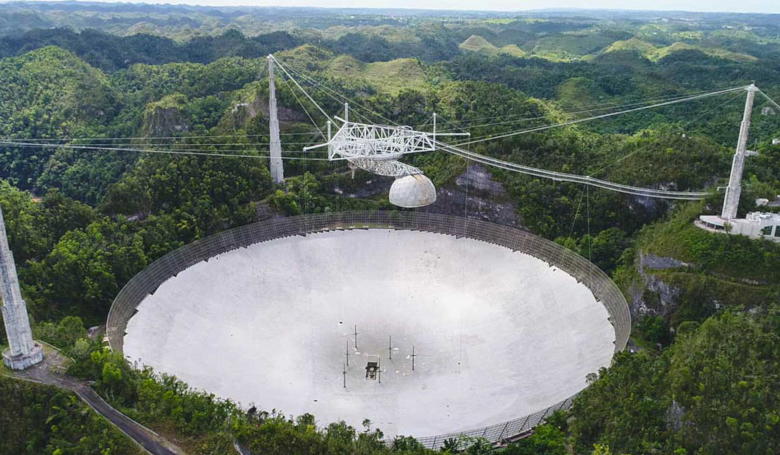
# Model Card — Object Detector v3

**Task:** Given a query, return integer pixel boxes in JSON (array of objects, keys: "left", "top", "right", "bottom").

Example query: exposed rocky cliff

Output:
[
  {"left": 627, "top": 247, "right": 778, "bottom": 333},
  {"left": 330, "top": 164, "right": 522, "bottom": 228},
  {"left": 143, "top": 94, "right": 189, "bottom": 137},
  {"left": 226, "top": 86, "right": 306, "bottom": 130},
  {"left": 421, "top": 164, "right": 522, "bottom": 228},
  {"left": 629, "top": 251, "right": 689, "bottom": 320}
]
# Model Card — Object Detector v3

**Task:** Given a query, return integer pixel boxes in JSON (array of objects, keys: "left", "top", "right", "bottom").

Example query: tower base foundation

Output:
[{"left": 3, "top": 343, "right": 43, "bottom": 370}]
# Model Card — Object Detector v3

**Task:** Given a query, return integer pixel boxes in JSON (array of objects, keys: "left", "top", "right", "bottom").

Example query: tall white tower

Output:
[
  {"left": 721, "top": 84, "right": 757, "bottom": 220},
  {"left": 1, "top": 204, "right": 43, "bottom": 370},
  {"left": 268, "top": 55, "right": 284, "bottom": 184}
]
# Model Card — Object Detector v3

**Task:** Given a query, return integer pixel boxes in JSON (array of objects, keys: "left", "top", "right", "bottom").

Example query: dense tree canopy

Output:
[
  {"left": 0, "top": 376, "right": 142, "bottom": 455},
  {"left": 570, "top": 311, "right": 780, "bottom": 455}
]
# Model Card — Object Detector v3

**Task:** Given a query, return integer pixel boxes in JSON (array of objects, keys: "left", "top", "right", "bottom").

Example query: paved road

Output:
[
  {"left": 6, "top": 348, "right": 181, "bottom": 455},
  {"left": 63, "top": 378, "right": 178, "bottom": 455}
]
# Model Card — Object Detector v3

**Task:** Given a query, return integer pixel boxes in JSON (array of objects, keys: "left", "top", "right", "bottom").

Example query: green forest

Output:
[{"left": 0, "top": 3, "right": 779, "bottom": 455}]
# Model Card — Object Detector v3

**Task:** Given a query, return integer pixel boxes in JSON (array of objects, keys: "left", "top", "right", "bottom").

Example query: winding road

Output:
[{"left": 4, "top": 347, "right": 182, "bottom": 455}]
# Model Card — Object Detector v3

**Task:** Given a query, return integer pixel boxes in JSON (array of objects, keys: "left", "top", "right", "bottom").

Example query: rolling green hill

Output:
[
  {"left": 603, "top": 38, "right": 758, "bottom": 63},
  {"left": 326, "top": 55, "right": 429, "bottom": 94},
  {"left": 556, "top": 76, "right": 607, "bottom": 107},
  {"left": 0, "top": 46, "right": 116, "bottom": 137},
  {"left": 321, "top": 24, "right": 420, "bottom": 43},
  {"left": 0, "top": 46, "right": 117, "bottom": 187},
  {"left": 275, "top": 44, "right": 430, "bottom": 95},
  {"left": 603, "top": 37, "right": 658, "bottom": 55},
  {"left": 524, "top": 33, "right": 622, "bottom": 60},
  {"left": 458, "top": 35, "right": 527, "bottom": 58},
  {"left": 458, "top": 34, "right": 497, "bottom": 54}
]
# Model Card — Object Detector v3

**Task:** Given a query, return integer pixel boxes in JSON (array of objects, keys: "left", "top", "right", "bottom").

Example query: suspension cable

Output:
[
  {"left": 437, "top": 141, "right": 709, "bottom": 200},
  {"left": 269, "top": 55, "right": 334, "bottom": 124},
  {"left": 0, "top": 141, "right": 333, "bottom": 160},
  {"left": 436, "top": 87, "right": 745, "bottom": 130},
  {"left": 277, "top": 59, "right": 399, "bottom": 126},
  {"left": 757, "top": 88, "right": 780, "bottom": 112},
  {"left": 276, "top": 67, "right": 327, "bottom": 139},
  {"left": 0, "top": 132, "right": 321, "bottom": 142},
  {"left": 451, "top": 86, "right": 748, "bottom": 147},
  {"left": 434, "top": 92, "right": 715, "bottom": 133},
  {"left": 587, "top": 91, "right": 744, "bottom": 179}
]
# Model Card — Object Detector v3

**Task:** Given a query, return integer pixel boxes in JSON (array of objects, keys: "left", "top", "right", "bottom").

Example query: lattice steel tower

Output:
[{"left": 1, "top": 204, "right": 43, "bottom": 370}]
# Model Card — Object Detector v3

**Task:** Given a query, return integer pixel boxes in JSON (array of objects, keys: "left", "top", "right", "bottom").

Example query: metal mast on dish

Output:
[
  {"left": 304, "top": 105, "right": 468, "bottom": 208},
  {"left": 0, "top": 204, "right": 43, "bottom": 370}
]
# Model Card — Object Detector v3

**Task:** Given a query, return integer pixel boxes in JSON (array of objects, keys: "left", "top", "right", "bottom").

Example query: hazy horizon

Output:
[{"left": 7, "top": 0, "right": 780, "bottom": 15}]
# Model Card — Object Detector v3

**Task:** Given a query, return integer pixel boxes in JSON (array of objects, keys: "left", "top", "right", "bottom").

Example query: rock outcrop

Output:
[
  {"left": 143, "top": 94, "right": 190, "bottom": 137},
  {"left": 629, "top": 251, "right": 689, "bottom": 320}
]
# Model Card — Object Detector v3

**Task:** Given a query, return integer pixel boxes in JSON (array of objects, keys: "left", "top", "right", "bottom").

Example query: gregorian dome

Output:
[{"left": 389, "top": 174, "right": 437, "bottom": 208}]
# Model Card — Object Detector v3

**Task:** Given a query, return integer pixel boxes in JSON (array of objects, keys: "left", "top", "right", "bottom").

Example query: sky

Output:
[{"left": 23, "top": 0, "right": 780, "bottom": 14}]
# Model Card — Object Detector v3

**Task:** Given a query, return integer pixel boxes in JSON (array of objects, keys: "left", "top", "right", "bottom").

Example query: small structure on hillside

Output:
[
  {"left": 0, "top": 205, "right": 43, "bottom": 370},
  {"left": 697, "top": 212, "right": 780, "bottom": 242}
]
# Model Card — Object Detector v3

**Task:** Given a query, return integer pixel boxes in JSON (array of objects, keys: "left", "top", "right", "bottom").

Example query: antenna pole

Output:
[
  {"left": 388, "top": 335, "right": 392, "bottom": 360},
  {"left": 412, "top": 345, "right": 416, "bottom": 371},
  {"left": 345, "top": 341, "right": 349, "bottom": 367},
  {"left": 354, "top": 325, "right": 358, "bottom": 350},
  {"left": 722, "top": 84, "right": 757, "bottom": 220},
  {"left": 343, "top": 363, "right": 347, "bottom": 388},
  {"left": 378, "top": 358, "right": 381, "bottom": 384}
]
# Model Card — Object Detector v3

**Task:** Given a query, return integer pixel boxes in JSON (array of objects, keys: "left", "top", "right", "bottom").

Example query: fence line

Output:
[{"left": 106, "top": 211, "right": 630, "bottom": 449}]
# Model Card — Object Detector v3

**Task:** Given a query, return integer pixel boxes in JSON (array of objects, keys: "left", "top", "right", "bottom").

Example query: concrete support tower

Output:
[
  {"left": 721, "top": 84, "right": 757, "bottom": 220},
  {"left": 0, "top": 204, "right": 43, "bottom": 370},
  {"left": 268, "top": 55, "right": 284, "bottom": 184}
]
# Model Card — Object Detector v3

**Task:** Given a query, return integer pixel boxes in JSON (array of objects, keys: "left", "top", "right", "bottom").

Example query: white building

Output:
[{"left": 698, "top": 212, "right": 780, "bottom": 242}]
